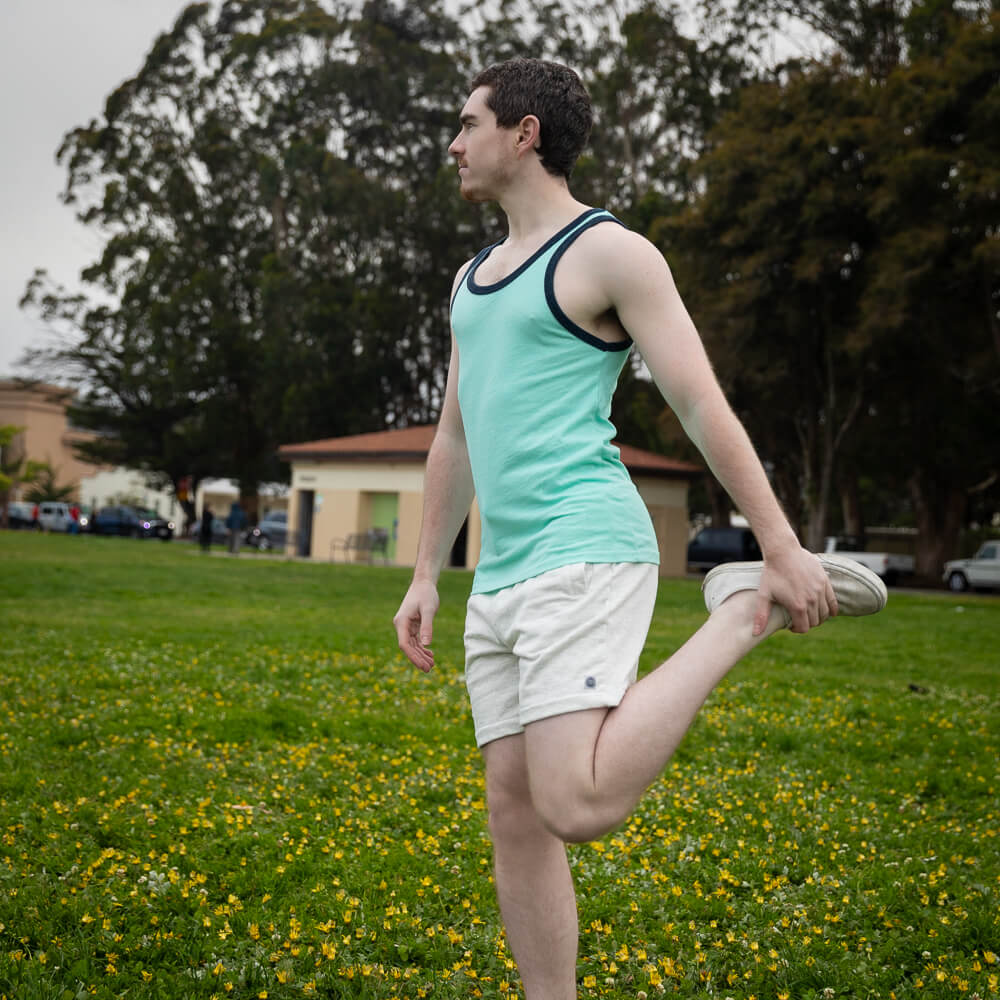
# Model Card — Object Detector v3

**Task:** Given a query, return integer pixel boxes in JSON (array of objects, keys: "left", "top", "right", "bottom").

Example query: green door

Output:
[{"left": 369, "top": 493, "right": 398, "bottom": 563}]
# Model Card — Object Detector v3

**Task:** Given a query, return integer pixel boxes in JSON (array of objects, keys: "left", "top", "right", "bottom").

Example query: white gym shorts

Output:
[{"left": 463, "top": 562, "right": 659, "bottom": 747}]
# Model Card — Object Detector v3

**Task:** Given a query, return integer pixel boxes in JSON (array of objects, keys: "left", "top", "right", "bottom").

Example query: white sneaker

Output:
[{"left": 703, "top": 553, "right": 887, "bottom": 622}]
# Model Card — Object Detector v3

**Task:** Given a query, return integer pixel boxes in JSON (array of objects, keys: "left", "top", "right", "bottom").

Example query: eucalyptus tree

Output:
[
  {"left": 665, "top": 3, "right": 999, "bottom": 567},
  {"left": 21, "top": 0, "right": 481, "bottom": 508},
  {"left": 668, "top": 64, "right": 876, "bottom": 548},
  {"left": 857, "top": 8, "right": 1000, "bottom": 572}
]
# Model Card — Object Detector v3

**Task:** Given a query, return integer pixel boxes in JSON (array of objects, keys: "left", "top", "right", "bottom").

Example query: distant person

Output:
[
  {"left": 69, "top": 504, "right": 80, "bottom": 535},
  {"left": 198, "top": 507, "right": 214, "bottom": 552},
  {"left": 31, "top": 503, "right": 39, "bottom": 530},
  {"left": 225, "top": 501, "right": 247, "bottom": 555},
  {"left": 393, "top": 57, "right": 887, "bottom": 999}
]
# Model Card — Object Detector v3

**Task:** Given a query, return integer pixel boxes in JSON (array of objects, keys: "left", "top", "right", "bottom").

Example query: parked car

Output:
[
  {"left": 38, "top": 501, "right": 74, "bottom": 532},
  {"left": 687, "top": 526, "right": 762, "bottom": 571},
  {"left": 4, "top": 501, "right": 38, "bottom": 530},
  {"left": 246, "top": 511, "right": 288, "bottom": 551},
  {"left": 92, "top": 505, "right": 174, "bottom": 540},
  {"left": 943, "top": 541, "right": 1000, "bottom": 592},
  {"left": 187, "top": 517, "right": 230, "bottom": 545},
  {"left": 92, "top": 506, "right": 142, "bottom": 537},
  {"left": 135, "top": 508, "right": 175, "bottom": 540},
  {"left": 823, "top": 536, "right": 915, "bottom": 585}
]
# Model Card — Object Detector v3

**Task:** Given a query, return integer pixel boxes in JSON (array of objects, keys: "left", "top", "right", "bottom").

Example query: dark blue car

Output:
[{"left": 92, "top": 506, "right": 174, "bottom": 540}]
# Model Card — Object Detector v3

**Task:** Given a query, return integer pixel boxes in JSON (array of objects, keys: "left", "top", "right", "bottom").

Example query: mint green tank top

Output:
[{"left": 451, "top": 207, "right": 660, "bottom": 595}]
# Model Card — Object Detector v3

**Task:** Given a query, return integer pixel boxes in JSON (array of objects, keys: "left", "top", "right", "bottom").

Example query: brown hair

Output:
[{"left": 470, "top": 58, "right": 593, "bottom": 179}]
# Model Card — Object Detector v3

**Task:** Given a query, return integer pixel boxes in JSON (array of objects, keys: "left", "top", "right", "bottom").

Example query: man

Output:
[
  {"left": 393, "top": 57, "right": 885, "bottom": 999},
  {"left": 226, "top": 500, "right": 247, "bottom": 555}
]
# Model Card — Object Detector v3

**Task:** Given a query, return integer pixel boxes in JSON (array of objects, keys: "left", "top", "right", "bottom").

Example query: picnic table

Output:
[{"left": 330, "top": 528, "right": 390, "bottom": 564}]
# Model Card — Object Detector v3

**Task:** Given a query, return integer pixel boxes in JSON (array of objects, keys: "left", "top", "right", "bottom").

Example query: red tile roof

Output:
[{"left": 278, "top": 426, "right": 701, "bottom": 479}]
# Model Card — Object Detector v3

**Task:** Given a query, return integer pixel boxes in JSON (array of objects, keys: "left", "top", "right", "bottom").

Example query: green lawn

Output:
[{"left": 0, "top": 533, "right": 997, "bottom": 1000}]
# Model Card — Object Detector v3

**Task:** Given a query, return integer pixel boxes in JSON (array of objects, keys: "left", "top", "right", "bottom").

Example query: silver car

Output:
[{"left": 246, "top": 511, "right": 288, "bottom": 551}]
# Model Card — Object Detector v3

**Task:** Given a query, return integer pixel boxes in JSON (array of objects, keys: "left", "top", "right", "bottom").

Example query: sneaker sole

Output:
[{"left": 703, "top": 553, "right": 887, "bottom": 618}]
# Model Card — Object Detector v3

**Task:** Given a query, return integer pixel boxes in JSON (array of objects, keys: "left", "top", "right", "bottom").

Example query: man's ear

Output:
[{"left": 514, "top": 114, "right": 541, "bottom": 155}]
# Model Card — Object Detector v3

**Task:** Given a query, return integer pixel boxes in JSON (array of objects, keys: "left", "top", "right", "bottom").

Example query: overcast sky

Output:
[{"left": 0, "top": 0, "right": 191, "bottom": 376}]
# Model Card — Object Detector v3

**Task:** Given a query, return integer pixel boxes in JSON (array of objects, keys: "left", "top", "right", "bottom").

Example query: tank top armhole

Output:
[
  {"left": 544, "top": 214, "right": 632, "bottom": 353},
  {"left": 451, "top": 242, "right": 502, "bottom": 312}
]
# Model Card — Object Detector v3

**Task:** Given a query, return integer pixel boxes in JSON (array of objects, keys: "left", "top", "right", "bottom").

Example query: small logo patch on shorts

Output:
[{"left": 585, "top": 676, "right": 596, "bottom": 688}]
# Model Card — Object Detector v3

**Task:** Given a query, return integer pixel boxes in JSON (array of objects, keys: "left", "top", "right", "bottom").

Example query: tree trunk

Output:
[
  {"left": 705, "top": 473, "right": 731, "bottom": 527},
  {"left": 241, "top": 491, "right": 260, "bottom": 525},
  {"left": 803, "top": 340, "right": 865, "bottom": 552},
  {"left": 804, "top": 423, "right": 836, "bottom": 553},
  {"left": 909, "top": 473, "right": 966, "bottom": 580},
  {"left": 772, "top": 463, "right": 804, "bottom": 540},
  {"left": 838, "top": 467, "right": 865, "bottom": 540}
]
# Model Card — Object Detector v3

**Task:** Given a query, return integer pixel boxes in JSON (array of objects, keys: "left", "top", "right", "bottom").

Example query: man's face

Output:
[{"left": 447, "top": 86, "right": 516, "bottom": 203}]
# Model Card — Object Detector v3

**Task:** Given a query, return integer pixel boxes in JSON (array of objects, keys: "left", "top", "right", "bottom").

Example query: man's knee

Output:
[
  {"left": 521, "top": 711, "right": 618, "bottom": 843},
  {"left": 530, "top": 784, "right": 612, "bottom": 845},
  {"left": 483, "top": 733, "right": 618, "bottom": 845}
]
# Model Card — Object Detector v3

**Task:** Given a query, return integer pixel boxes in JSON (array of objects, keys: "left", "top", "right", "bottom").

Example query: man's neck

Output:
[{"left": 498, "top": 173, "right": 590, "bottom": 246}]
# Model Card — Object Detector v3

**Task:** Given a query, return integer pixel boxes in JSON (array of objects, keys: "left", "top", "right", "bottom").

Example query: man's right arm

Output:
[{"left": 393, "top": 322, "right": 475, "bottom": 672}]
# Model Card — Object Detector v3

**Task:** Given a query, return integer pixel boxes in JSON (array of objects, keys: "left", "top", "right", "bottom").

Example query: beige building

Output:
[
  {"left": 0, "top": 379, "right": 102, "bottom": 498},
  {"left": 0, "top": 380, "right": 281, "bottom": 524},
  {"left": 278, "top": 426, "right": 701, "bottom": 576}
]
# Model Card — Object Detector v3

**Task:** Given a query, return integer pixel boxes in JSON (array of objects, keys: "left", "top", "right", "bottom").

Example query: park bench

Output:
[{"left": 330, "top": 528, "right": 390, "bottom": 564}]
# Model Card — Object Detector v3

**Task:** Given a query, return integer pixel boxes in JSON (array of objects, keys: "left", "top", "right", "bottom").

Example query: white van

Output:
[{"left": 38, "top": 501, "right": 74, "bottom": 532}]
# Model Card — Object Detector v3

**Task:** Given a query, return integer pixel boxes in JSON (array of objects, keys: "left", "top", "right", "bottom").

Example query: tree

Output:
[
  {"left": 23, "top": 467, "right": 77, "bottom": 504},
  {"left": 663, "top": 4, "right": 998, "bottom": 571},
  {"left": 16, "top": 0, "right": 804, "bottom": 514},
  {"left": 21, "top": 0, "right": 486, "bottom": 515},
  {"left": 0, "top": 425, "right": 49, "bottom": 528},
  {"left": 667, "top": 64, "right": 876, "bottom": 549},
  {"left": 856, "top": 8, "right": 1000, "bottom": 573}
]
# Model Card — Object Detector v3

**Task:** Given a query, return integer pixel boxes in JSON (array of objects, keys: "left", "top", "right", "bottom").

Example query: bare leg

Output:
[
  {"left": 483, "top": 734, "right": 579, "bottom": 1000},
  {"left": 525, "top": 591, "right": 787, "bottom": 843}
]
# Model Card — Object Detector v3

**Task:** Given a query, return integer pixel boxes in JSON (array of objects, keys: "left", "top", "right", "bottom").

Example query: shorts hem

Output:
[
  {"left": 472, "top": 682, "right": 632, "bottom": 747},
  {"left": 474, "top": 720, "right": 524, "bottom": 747},
  {"left": 519, "top": 684, "right": 631, "bottom": 729}
]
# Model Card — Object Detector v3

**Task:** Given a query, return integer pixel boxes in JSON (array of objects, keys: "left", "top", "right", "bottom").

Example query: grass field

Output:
[{"left": 0, "top": 532, "right": 997, "bottom": 1000}]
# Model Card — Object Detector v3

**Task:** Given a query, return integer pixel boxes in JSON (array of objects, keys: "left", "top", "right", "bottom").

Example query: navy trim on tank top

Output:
[
  {"left": 450, "top": 243, "right": 497, "bottom": 311},
  {"left": 545, "top": 213, "right": 631, "bottom": 352},
  {"left": 465, "top": 207, "right": 605, "bottom": 295}
]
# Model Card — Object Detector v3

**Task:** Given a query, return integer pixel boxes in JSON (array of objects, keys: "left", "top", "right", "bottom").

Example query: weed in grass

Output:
[{"left": 0, "top": 534, "right": 997, "bottom": 998}]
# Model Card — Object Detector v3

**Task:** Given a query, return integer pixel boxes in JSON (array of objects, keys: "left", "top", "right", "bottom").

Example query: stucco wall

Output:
[
  {"left": 0, "top": 382, "right": 103, "bottom": 498},
  {"left": 634, "top": 476, "right": 690, "bottom": 577},
  {"left": 287, "top": 457, "right": 692, "bottom": 576}
]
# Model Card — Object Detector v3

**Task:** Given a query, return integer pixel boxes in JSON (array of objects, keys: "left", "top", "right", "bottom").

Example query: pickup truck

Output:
[
  {"left": 822, "top": 536, "right": 915, "bottom": 584},
  {"left": 942, "top": 541, "right": 1000, "bottom": 592}
]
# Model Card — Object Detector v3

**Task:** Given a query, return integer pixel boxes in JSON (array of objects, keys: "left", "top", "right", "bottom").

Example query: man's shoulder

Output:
[
  {"left": 578, "top": 213, "right": 654, "bottom": 251},
  {"left": 567, "top": 215, "right": 664, "bottom": 277}
]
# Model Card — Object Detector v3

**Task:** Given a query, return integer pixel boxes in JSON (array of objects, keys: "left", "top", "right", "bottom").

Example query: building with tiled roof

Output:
[{"left": 278, "top": 425, "right": 701, "bottom": 575}]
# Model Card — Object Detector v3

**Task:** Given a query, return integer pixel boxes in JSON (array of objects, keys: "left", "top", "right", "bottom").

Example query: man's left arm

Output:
[{"left": 598, "top": 228, "right": 836, "bottom": 633}]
